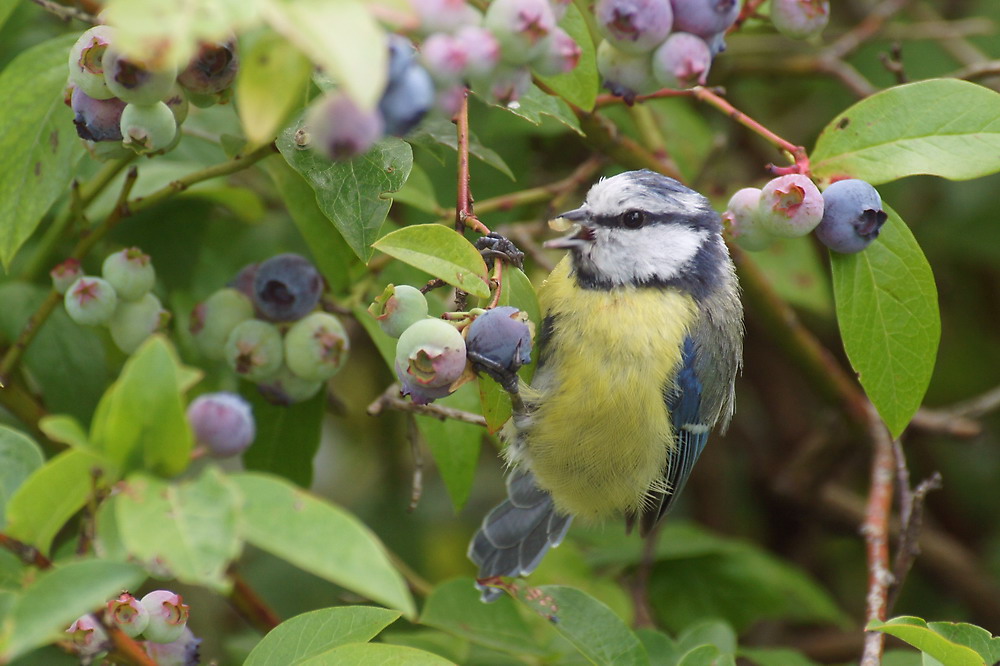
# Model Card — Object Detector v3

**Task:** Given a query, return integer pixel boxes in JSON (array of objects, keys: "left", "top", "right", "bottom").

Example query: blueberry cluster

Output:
[
  {"left": 306, "top": 0, "right": 581, "bottom": 161},
  {"left": 55, "top": 248, "right": 169, "bottom": 353},
  {"left": 190, "top": 253, "right": 349, "bottom": 405},
  {"left": 67, "top": 25, "right": 238, "bottom": 160},
  {"left": 369, "top": 285, "right": 532, "bottom": 404},
  {"left": 67, "top": 590, "right": 199, "bottom": 665},
  {"left": 724, "top": 175, "right": 888, "bottom": 254}
]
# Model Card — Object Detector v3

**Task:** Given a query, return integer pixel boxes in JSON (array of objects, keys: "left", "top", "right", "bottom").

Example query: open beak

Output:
[{"left": 545, "top": 207, "right": 594, "bottom": 249}]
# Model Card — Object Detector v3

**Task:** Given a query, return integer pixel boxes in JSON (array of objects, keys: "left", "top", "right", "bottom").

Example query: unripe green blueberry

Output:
[
  {"left": 177, "top": 39, "right": 239, "bottom": 95},
  {"left": 420, "top": 33, "right": 469, "bottom": 86},
  {"left": 68, "top": 26, "right": 117, "bottom": 100},
  {"left": 65, "top": 276, "right": 118, "bottom": 326},
  {"left": 453, "top": 26, "right": 501, "bottom": 80},
  {"left": 411, "top": 0, "right": 482, "bottom": 34},
  {"left": 103, "top": 45, "right": 178, "bottom": 105},
  {"left": 369, "top": 284, "right": 429, "bottom": 338},
  {"left": 651, "top": 32, "right": 712, "bottom": 88},
  {"left": 757, "top": 174, "right": 824, "bottom": 238},
  {"left": 187, "top": 392, "right": 255, "bottom": 457},
  {"left": 596, "top": 39, "right": 655, "bottom": 102},
  {"left": 480, "top": 64, "right": 533, "bottom": 106},
  {"left": 723, "top": 187, "right": 774, "bottom": 251},
  {"left": 140, "top": 590, "right": 189, "bottom": 644},
  {"left": 595, "top": 0, "right": 673, "bottom": 55},
  {"left": 257, "top": 365, "right": 324, "bottom": 406},
  {"left": 120, "top": 101, "right": 178, "bottom": 154},
  {"left": 190, "top": 288, "right": 255, "bottom": 360},
  {"left": 284, "top": 312, "right": 350, "bottom": 382},
  {"left": 107, "top": 592, "right": 149, "bottom": 638},
  {"left": 50, "top": 258, "right": 83, "bottom": 294},
  {"left": 66, "top": 614, "right": 110, "bottom": 659},
  {"left": 533, "top": 27, "right": 582, "bottom": 76},
  {"left": 163, "top": 83, "right": 190, "bottom": 124},
  {"left": 484, "top": 0, "right": 556, "bottom": 65},
  {"left": 395, "top": 318, "right": 467, "bottom": 404},
  {"left": 224, "top": 319, "right": 284, "bottom": 381},
  {"left": 771, "top": 0, "right": 829, "bottom": 40},
  {"left": 109, "top": 293, "right": 169, "bottom": 354},
  {"left": 102, "top": 247, "right": 155, "bottom": 301},
  {"left": 143, "top": 626, "right": 202, "bottom": 666}
]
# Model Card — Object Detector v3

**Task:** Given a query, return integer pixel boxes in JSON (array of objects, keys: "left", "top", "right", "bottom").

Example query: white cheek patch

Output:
[{"left": 582, "top": 225, "right": 709, "bottom": 285}]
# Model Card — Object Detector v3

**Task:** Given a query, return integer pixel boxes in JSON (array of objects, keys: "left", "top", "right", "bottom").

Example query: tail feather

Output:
[{"left": 468, "top": 469, "right": 572, "bottom": 601}]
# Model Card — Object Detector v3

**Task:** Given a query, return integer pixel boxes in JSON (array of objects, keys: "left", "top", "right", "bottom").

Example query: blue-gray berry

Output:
[{"left": 816, "top": 179, "right": 887, "bottom": 253}]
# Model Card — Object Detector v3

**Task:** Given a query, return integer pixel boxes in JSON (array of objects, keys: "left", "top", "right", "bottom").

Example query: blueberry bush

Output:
[{"left": 1, "top": 1, "right": 1000, "bottom": 664}]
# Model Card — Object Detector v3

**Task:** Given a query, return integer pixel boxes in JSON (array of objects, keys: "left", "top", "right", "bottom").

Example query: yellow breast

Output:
[{"left": 522, "top": 257, "right": 698, "bottom": 520}]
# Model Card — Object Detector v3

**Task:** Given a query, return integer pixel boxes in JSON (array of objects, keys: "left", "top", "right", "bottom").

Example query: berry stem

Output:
[
  {"left": 367, "top": 382, "right": 487, "bottom": 426},
  {"left": 228, "top": 571, "right": 282, "bottom": 633},
  {"left": 453, "top": 90, "right": 490, "bottom": 236},
  {"left": 488, "top": 261, "right": 504, "bottom": 308},
  {"left": 593, "top": 87, "right": 692, "bottom": 109},
  {"left": 691, "top": 86, "right": 811, "bottom": 175}
]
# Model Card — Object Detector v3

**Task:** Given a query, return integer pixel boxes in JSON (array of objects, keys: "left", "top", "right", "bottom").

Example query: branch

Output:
[
  {"left": 228, "top": 571, "right": 282, "bottom": 634},
  {"left": 29, "top": 0, "right": 97, "bottom": 23},
  {"left": 406, "top": 415, "right": 424, "bottom": 512},
  {"left": 473, "top": 156, "right": 605, "bottom": 216},
  {"left": 367, "top": 383, "right": 487, "bottom": 427},
  {"left": 453, "top": 91, "right": 490, "bottom": 235}
]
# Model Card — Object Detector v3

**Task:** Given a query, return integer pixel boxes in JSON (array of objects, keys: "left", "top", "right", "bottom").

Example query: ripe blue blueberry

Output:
[
  {"left": 177, "top": 39, "right": 239, "bottom": 95},
  {"left": 229, "top": 262, "right": 259, "bottom": 300},
  {"left": 143, "top": 627, "right": 202, "bottom": 666},
  {"left": 224, "top": 319, "right": 284, "bottom": 381},
  {"left": 466, "top": 306, "right": 532, "bottom": 388},
  {"left": 652, "top": 32, "right": 713, "bottom": 88},
  {"left": 533, "top": 27, "right": 582, "bottom": 76},
  {"left": 103, "top": 45, "right": 178, "bottom": 106},
  {"left": 190, "top": 288, "right": 255, "bottom": 360},
  {"left": 306, "top": 91, "right": 384, "bottom": 161},
  {"left": 369, "top": 284, "right": 429, "bottom": 338},
  {"left": 771, "top": 0, "right": 829, "bottom": 39},
  {"left": 284, "top": 312, "right": 350, "bottom": 382},
  {"left": 50, "top": 258, "right": 83, "bottom": 295},
  {"left": 252, "top": 253, "right": 323, "bottom": 322},
  {"left": 723, "top": 187, "right": 774, "bottom": 251},
  {"left": 815, "top": 179, "right": 887, "bottom": 253},
  {"left": 484, "top": 0, "right": 556, "bottom": 65},
  {"left": 670, "top": 0, "right": 741, "bottom": 38},
  {"left": 109, "top": 293, "right": 169, "bottom": 353},
  {"left": 120, "top": 101, "right": 178, "bottom": 154},
  {"left": 395, "top": 318, "right": 468, "bottom": 404},
  {"left": 187, "top": 392, "right": 256, "bottom": 457},
  {"left": 140, "top": 590, "right": 190, "bottom": 644},
  {"left": 107, "top": 592, "right": 149, "bottom": 638},
  {"left": 102, "top": 247, "right": 155, "bottom": 301},
  {"left": 757, "top": 174, "right": 824, "bottom": 238},
  {"left": 71, "top": 87, "right": 126, "bottom": 142},
  {"left": 68, "top": 26, "right": 117, "bottom": 100},
  {"left": 387, "top": 34, "right": 417, "bottom": 82},
  {"left": 596, "top": 39, "right": 655, "bottom": 102},
  {"left": 595, "top": 0, "right": 673, "bottom": 55},
  {"left": 379, "top": 63, "right": 435, "bottom": 136},
  {"left": 65, "top": 276, "right": 118, "bottom": 326}
]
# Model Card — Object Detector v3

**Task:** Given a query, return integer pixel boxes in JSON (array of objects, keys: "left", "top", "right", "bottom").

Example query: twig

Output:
[
  {"left": 827, "top": 0, "right": 912, "bottom": 61},
  {"left": 909, "top": 383, "right": 1000, "bottom": 437},
  {"left": 593, "top": 87, "right": 694, "bottom": 109},
  {"left": 860, "top": 404, "right": 896, "bottom": 666},
  {"left": 473, "top": 156, "right": 605, "bottom": 216},
  {"left": 29, "top": 0, "right": 97, "bottom": 23},
  {"left": 367, "top": 383, "right": 487, "bottom": 426},
  {"left": 0, "top": 532, "right": 53, "bottom": 568},
  {"left": 407, "top": 416, "right": 424, "bottom": 512},
  {"left": 99, "top": 617, "right": 158, "bottom": 666},
  {"left": 228, "top": 571, "right": 282, "bottom": 634},
  {"left": 732, "top": 0, "right": 766, "bottom": 30},
  {"left": 878, "top": 43, "right": 908, "bottom": 85},
  {"left": 630, "top": 520, "right": 663, "bottom": 629},
  {"left": 950, "top": 59, "right": 1000, "bottom": 82},
  {"left": 453, "top": 91, "right": 490, "bottom": 235}
]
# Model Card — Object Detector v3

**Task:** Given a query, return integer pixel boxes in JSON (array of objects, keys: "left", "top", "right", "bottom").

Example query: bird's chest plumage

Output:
[{"left": 519, "top": 258, "right": 698, "bottom": 520}]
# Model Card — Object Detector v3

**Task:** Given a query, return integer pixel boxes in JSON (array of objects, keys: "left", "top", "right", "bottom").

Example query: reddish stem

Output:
[
  {"left": 860, "top": 404, "right": 895, "bottom": 666},
  {"left": 453, "top": 90, "right": 490, "bottom": 235}
]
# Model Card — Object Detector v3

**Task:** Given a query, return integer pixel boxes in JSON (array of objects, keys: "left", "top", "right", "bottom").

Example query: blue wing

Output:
[{"left": 634, "top": 336, "right": 710, "bottom": 536}]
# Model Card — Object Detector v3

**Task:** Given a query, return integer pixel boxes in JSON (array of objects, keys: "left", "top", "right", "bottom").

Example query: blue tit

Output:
[{"left": 468, "top": 170, "right": 744, "bottom": 601}]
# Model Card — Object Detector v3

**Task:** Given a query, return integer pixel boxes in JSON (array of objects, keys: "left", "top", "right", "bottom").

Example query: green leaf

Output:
[
  {"left": 647, "top": 97, "right": 715, "bottom": 184},
  {"left": 677, "top": 645, "right": 724, "bottom": 666},
  {"left": 113, "top": 467, "right": 243, "bottom": 591},
  {"left": 528, "top": 586, "right": 649, "bottom": 666},
  {"left": 0, "top": 33, "right": 85, "bottom": 268},
  {"left": 830, "top": 207, "right": 939, "bottom": 438},
  {"left": 4, "top": 448, "right": 113, "bottom": 555},
  {"left": 488, "top": 86, "right": 584, "bottom": 137},
  {"left": 738, "top": 646, "right": 822, "bottom": 666},
  {"left": 262, "top": 156, "right": 354, "bottom": 294},
  {"left": 636, "top": 629, "right": 682, "bottom": 666},
  {"left": 420, "top": 578, "right": 545, "bottom": 656},
  {"left": 409, "top": 118, "right": 515, "bottom": 180},
  {"left": 372, "top": 224, "right": 490, "bottom": 299},
  {"left": 89, "top": 335, "right": 196, "bottom": 477},
  {"left": 240, "top": 375, "right": 326, "bottom": 487},
  {"left": 233, "top": 472, "right": 416, "bottom": 618},
  {"left": 926, "top": 621, "right": 1000, "bottom": 664},
  {"left": 38, "top": 415, "right": 90, "bottom": 450},
  {"left": 296, "top": 642, "right": 456, "bottom": 665},
  {"left": 262, "top": 0, "right": 386, "bottom": 110},
  {"left": 0, "top": 0, "right": 17, "bottom": 32},
  {"left": 352, "top": 303, "right": 397, "bottom": 368},
  {"left": 237, "top": 30, "right": 312, "bottom": 148},
  {"left": 415, "top": 383, "right": 483, "bottom": 511},
  {"left": 751, "top": 236, "right": 832, "bottom": 316},
  {"left": 811, "top": 79, "right": 1000, "bottom": 185},
  {"left": 867, "top": 617, "right": 986, "bottom": 666},
  {"left": 245, "top": 606, "right": 401, "bottom": 665},
  {"left": 278, "top": 121, "right": 413, "bottom": 262},
  {"left": 535, "top": 3, "right": 598, "bottom": 110},
  {"left": 0, "top": 560, "right": 145, "bottom": 662},
  {"left": 0, "top": 427, "right": 44, "bottom": 530},
  {"left": 393, "top": 163, "right": 441, "bottom": 215}
]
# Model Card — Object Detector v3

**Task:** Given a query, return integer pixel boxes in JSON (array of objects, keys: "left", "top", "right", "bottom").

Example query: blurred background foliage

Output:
[{"left": 1, "top": 0, "right": 1000, "bottom": 664}]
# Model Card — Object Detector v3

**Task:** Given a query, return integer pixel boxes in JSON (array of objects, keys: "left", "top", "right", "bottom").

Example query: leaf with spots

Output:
[
  {"left": 372, "top": 224, "right": 491, "bottom": 299},
  {"left": 0, "top": 33, "right": 85, "bottom": 268}
]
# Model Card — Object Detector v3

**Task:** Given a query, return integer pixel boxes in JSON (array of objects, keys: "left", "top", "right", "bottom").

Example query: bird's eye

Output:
[{"left": 622, "top": 210, "right": 645, "bottom": 228}]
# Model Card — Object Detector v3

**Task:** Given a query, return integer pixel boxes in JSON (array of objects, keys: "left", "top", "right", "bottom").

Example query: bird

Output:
[{"left": 468, "top": 169, "right": 744, "bottom": 601}]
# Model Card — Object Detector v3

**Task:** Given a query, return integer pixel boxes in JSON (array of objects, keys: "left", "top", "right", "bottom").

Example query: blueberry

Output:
[
  {"left": 550, "top": 0, "right": 573, "bottom": 20},
  {"left": 815, "top": 179, "right": 887, "bottom": 253},
  {"left": 387, "top": 34, "right": 417, "bottom": 82},
  {"left": 466, "top": 306, "right": 532, "bottom": 387},
  {"left": 224, "top": 319, "right": 284, "bottom": 381},
  {"left": 453, "top": 26, "right": 501, "bottom": 80},
  {"left": 723, "top": 187, "right": 773, "bottom": 251},
  {"left": 68, "top": 26, "right": 117, "bottom": 100},
  {"left": 163, "top": 83, "right": 190, "bottom": 124},
  {"left": 306, "top": 91, "right": 384, "bottom": 161},
  {"left": 533, "top": 27, "right": 582, "bottom": 76},
  {"left": 420, "top": 33, "right": 470, "bottom": 85},
  {"left": 229, "top": 262, "right": 259, "bottom": 301},
  {"left": 757, "top": 174, "right": 824, "bottom": 238},
  {"left": 771, "top": 0, "right": 829, "bottom": 39},
  {"left": 412, "top": 0, "right": 483, "bottom": 34},
  {"left": 66, "top": 614, "right": 110, "bottom": 659},
  {"left": 395, "top": 318, "right": 468, "bottom": 404},
  {"left": 103, "top": 45, "right": 178, "bottom": 106},
  {"left": 652, "top": 32, "right": 712, "bottom": 88},
  {"left": 71, "top": 87, "right": 126, "bottom": 142},
  {"left": 65, "top": 276, "right": 118, "bottom": 326},
  {"left": 50, "top": 258, "right": 83, "bottom": 295},
  {"left": 256, "top": 365, "right": 323, "bottom": 406},
  {"left": 190, "top": 288, "right": 255, "bottom": 360},
  {"left": 284, "top": 312, "right": 350, "bottom": 382},
  {"left": 670, "top": 0, "right": 741, "bottom": 38},
  {"left": 143, "top": 626, "right": 202, "bottom": 666},
  {"left": 483, "top": 65, "right": 533, "bottom": 106},
  {"left": 595, "top": 0, "right": 673, "bottom": 55},
  {"left": 120, "top": 101, "right": 178, "bottom": 154},
  {"left": 434, "top": 84, "right": 467, "bottom": 117},
  {"left": 109, "top": 292, "right": 169, "bottom": 354},
  {"left": 140, "top": 590, "right": 190, "bottom": 644},
  {"left": 252, "top": 253, "right": 323, "bottom": 322},
  {"left": 484, "top": 0, "right": 556, "bottom": 65},
  {"left": 379, "top": 63, "right": 435, "bottom": 136},
  {"left": 107, "top": 592, "right": 149, "bottom": 638},
  {"left": 369, "top": 284, "right": 429, "bottom": 338},
  {"left": 187, "top": 392, "right": 256, "bottom": 457},
  {"left": 596, "top": 39, "right": 656, "bottom": 102},
  {"left": 177, "top": 39, "right": 239, "bottom": 95},
  {"left": 102, "top": 247, "right": 155, "bottom": 301}
]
